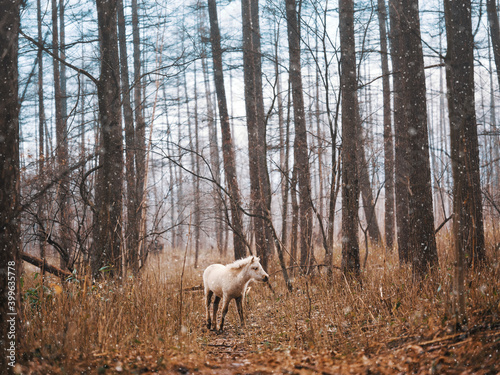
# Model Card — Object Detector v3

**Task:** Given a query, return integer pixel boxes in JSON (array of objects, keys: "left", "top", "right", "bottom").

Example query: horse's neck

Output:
[{"left": 236, "top": 266, "right": 252, "bottom": 287}]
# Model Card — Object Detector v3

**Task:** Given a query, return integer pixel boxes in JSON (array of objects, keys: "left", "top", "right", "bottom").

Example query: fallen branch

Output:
[
  {"left": 21, "top": 252, "right": 73, "bottom": 279},
  {"left": 183, "top": 284, "right": 203, "bottom": 292}
]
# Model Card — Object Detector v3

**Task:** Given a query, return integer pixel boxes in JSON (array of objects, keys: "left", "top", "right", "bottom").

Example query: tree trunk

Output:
[
  {"left": 377, "top": 0, "right": 395, "bottom": 251},
  {"left": 388, "top": 0, "right": 410, "bottom": 264},
  {"left": 117, "top": 0, "right": 138, "bottom": 274},
  {"left": 400, "top": 0, "right": 439, "bottom": 278},
  {"left": 444, "top": 0, "right": 485, "bottom": 287},
  {"left": 207, "top": 0, "right": 246, "bottom": 260},
  {"left": 339, "top": 0, "right": 360, "bottom": 276},
  {"left": 358, "top": 143, "right": 382, "bottom": 245},
  {"left": 193, "top": 61, "right": 202, "bottom": 266},
  {"left": 200, "top": 50, "right": 223, "bottom": 253},
  {"left": 250, "top": 0, "right": 274, "bottom": 259},
  {"left": 290, "top": 166, "right": 299, "bottom": 272},
  {"left": 0, "top": 0, "right": 22, "bottom": 366},
  {"left": 93, "top": 0, "right": 124, "bottom": 277},
  {"left": 132, "top": 0, "right": 146, "bottom": 268},
  {"left": 37, "top": 0, "right": 47, "bottom": 262},
  {"left": 286, "top": 0, "right": 314, "bottom": 273},
  {"left": 241, "top": 0, "right": 269, "bottom": 268},
  {"left": 52, "top": 0, "right": 70, "bottom": 270}
]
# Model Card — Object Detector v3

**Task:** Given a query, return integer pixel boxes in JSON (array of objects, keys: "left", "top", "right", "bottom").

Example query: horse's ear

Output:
[{"left": 251, "top": 256, "right": 255, "bottom": 262}]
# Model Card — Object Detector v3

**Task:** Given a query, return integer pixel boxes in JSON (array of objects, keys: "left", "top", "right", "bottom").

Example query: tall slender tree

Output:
[
  {"left": 117, "top": 0, "right": 139, "bottom": 273},
  {"left": 52, "top": 0, "right": 71, "bottom": 269},
  {"left": 132, "top": 0, "right": 146, "bottom": 265},
  {"left": 286, "top": 0, "right": 314, "bottom": 273},
  {"left": 444, "top": 0, "right": 485, "bottom": 326},
  {"left": 377, "top": 0, "right": 395, "bottom": 250},
  {"left": 93, "top": 0, "right": 125, "bottom": 276},
  {"left": 0, "top": 0, "right": 22, "bottom": 367},
  {"left": 389, "top": 0, "right": 410, "bottom": 264},
  {"left": 250, "top": 0, "right": 274, "bottom": 260},
  {"left": 37, "top": 0, "right": 47, "bottom": 261},
  {"left": 399, "top": 0, "right": 438, "bottom": 277},
  {"left": 242, "top": 0, "right": 269, "bottom": 267},
  {"left": 339, "top": 0, "right": 360, "bottom": 275},
  {"left": 207, "top": 0, "right": 246, "bottom": 260}
]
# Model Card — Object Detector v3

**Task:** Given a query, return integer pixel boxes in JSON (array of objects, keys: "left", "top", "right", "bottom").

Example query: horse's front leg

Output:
[
  {"left": 212, "top": 296, "right": 221, "bottom": 331},
  {"left": 218, "top": 297, "right": 231, "bottom": 333},
  {"left": 205, "top": 290, "right": 213, "bottom": 329},
  {"left": 235, "top": 296, "right": 245, "bottom": 328}
]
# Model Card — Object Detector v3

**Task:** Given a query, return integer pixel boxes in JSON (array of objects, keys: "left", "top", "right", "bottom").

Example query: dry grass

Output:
[{"left": 19, "top": 233, "right": 500, "bottom": 373}]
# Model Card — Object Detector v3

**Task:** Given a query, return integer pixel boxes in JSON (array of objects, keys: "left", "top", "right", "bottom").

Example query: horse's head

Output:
[{"left": 247, "top": 256, "right": 269, "bottom": 283}]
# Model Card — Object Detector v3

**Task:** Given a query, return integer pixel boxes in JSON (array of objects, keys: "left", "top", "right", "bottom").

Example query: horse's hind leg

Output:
[
  {"left": 218, "top": 297, "right": 231, "bottom": 332},
  {"left": 235, "top": 296, "right": 244, "bottom": 328},
  {"left": 205, "top": 290, "right": 213, "bottom": 329},
  {"left": 212, "top": 296, "right": 221, "bottom": 331}
]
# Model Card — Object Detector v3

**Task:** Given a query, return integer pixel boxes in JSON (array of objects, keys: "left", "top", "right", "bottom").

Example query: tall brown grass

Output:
[{"left": 20, "top": 231, "right": 500, "bottom": 369}]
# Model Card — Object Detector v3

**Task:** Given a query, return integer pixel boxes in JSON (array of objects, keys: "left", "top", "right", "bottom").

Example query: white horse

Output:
[{"left": 203, "top": 256, "right": 269, "bottom": 332}]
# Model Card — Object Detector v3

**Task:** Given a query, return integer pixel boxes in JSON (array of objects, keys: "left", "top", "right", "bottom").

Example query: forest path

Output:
[{"left": 194, "top": 320, "right": 500, "bottom": 374}]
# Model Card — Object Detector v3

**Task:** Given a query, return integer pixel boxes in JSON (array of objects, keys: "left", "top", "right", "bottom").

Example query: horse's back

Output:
[{"left": 203, "top": 264, "right": 226, "bottom": 296}]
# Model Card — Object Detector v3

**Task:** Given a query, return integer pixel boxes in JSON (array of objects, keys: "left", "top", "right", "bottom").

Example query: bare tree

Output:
[
  {"left": 377, "top": 0, "right": 395, "bottom": 250},
  {"left": 241, "top": 0, "right": 269, "bottom": 267},
  {"left": 0, "top": 0, "right": 22, "bottom": 366},
  {"left": 207, "top": 0, "right": 246, "bottom": 260},
  {"left": 286, "top": 0, "right": 314, "bottom": 273},
  {"left": 339, "top": 0, "right": 360, "bottom": 275},
  {"left": 117, "top": 0, "right": 139, "bottom": 274},
  {"left": 52, "top": 0, "right": 71, "bottom": 269},
  {"left": 93, "top": 0, "right": 125, "bottom": 276},
  {"left": 37, "top": 0, "right": 47, "bottom": 262},
  {"left": 444, "top": 0, "right": 485, "bottom": 326},
  {"left": 399, "top": 0, "right": 438, "bottom": 277},
  {"left": 132, "top": 0, "right": 146, "bottom": 267}
]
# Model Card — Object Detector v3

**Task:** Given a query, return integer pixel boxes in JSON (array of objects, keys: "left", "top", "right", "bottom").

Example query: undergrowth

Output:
[{"left": 19, "top": 233, "right": 500, "bottom": 371}]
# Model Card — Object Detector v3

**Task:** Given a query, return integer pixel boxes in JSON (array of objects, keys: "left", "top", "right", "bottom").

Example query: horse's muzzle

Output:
[{"left": 263, "top": 275, "right": 269, "bottom": 283}]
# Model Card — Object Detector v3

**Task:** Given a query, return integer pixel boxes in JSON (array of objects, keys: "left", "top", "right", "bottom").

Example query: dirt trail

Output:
[{"left": 193, "top": 322, "right": 500, "bottom": 374}]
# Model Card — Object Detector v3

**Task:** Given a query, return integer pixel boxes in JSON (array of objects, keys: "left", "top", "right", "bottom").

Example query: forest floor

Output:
[
  {"left": 18, "top": 247, "right": 500, "bottom": 374},
  {"left": 22, "top": 314, "right": 500, "bottom": 374}
]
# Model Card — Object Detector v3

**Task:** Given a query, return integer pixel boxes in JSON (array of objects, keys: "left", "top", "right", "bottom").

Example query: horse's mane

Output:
[{"left": 226, "top": 256, "right": 259, "bottom": 270}]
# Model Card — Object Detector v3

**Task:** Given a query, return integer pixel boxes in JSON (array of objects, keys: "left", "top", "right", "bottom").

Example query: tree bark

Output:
[
  {"left": 377, "top": 0, "right": 395, "bottom": 251},
  {"left": 21, "top": 252, "right": 73, "bottom": 279},
  {"left": 117, "top": 0, "right": 139, "bottom": 274},
  {"left": 339, "top": 0, "right": 360, "bottom": 276},
  {"left": 241, "top": 0, "right": 269, "bottom": 268},
  {"left": 93, "top": 0, "right": 124, "bottom": 277},
  {"left": 286, "top": 0, "right": 314, "bottom": 273},
  {"left": 132, "top": 0, "right": 146, "bottom": 268},
  {"left": 250, "top": 0, "right": 274, "bottom": 259},
  {"left": 399, "top": 0, "right": 439, "bottom": 278},
  {"left": 200, "top": 49, "right": 223, "bottom": 253},
  {"left": 52, "top": 0, "right": 71, "bottom": 270},
  {"left": 444, "top": 0, "right": 485, "bottom": 278},
  {"left": 0, "top": 0, "right": 22, "bottom": 366},
  {"left": 193, "top": 61, "right": 202, "bottom": 265},
  {"left": 358, "top": 143, "right": 382, "bottom": 244},
  {"left": 388, "top": 0, "right": 410, "bottom": 264},
  {"left": 37, "top": 0, "right": 47, "bottom": 262},
  {"left": 207, "top": 0, "right": 246, "bottom": 260}
]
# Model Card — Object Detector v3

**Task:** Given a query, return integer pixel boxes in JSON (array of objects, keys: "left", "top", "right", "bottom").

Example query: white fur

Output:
[{"left": 203, "top": 256, "right": 268, "bottom": 332}]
